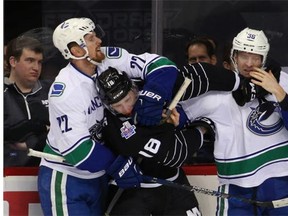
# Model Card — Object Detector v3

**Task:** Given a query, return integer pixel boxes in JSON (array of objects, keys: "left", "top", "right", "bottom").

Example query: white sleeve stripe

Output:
[{"left": 163, "top": 131, "right": 189, "bottom": 168}]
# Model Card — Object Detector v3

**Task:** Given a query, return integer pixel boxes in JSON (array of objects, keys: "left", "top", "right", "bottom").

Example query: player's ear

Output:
[{"left": 70, "top": 45, "right": 85, "bottom": 57}]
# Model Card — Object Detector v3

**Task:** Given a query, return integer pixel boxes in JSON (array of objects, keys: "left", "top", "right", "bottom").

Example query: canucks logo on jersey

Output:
[
  {"left": 106, "top": 47, "right": 122, "bottom": 59},
  {"left": 247, "top": 101, "right": 283, "bottom": 136},
  {"left": 120, "top": 121, "right": 136, "bottom": 139},
  {"left": 51, "top": 82, "right": 66, "bottom": 97}
]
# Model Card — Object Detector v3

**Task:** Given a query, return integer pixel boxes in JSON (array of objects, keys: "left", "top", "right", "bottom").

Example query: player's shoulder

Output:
[
  {"left": 49, "top": 66, "right": 90, "bottom": 100},
  {"left": 101, "top": 46, "right": 129, "bottom": 59},
  {"left": 99, "top": 46, "right": 131, "bottom": 69}
]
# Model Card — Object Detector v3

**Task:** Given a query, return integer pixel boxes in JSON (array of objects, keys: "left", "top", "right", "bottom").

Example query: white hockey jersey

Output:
[{"left": 180, "top": 71, "right": 288, "bottom": 187}]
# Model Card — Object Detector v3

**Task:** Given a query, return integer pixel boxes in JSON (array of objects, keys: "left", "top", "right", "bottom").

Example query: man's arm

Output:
[{"left": 173, "top": 63, "right": 240, "bottom": 101}]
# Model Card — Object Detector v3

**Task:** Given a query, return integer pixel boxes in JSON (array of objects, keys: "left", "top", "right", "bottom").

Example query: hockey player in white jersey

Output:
[
  {"left": 37, "top": 17, "right": 182, "bottom": 215},
  {"left": 178, "top": 28, "right": 288, "bottom": 215}
]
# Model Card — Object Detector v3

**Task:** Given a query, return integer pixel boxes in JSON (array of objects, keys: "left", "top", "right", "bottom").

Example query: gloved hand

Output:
[
  {"left": 106, "top": 156, "right": 144, "bottom": 189},
  {"left": 133, "top": 82, "right": 167, "bottom": 126},
  {"left": 233, "top": 78, "right": 257, "bottom": 106},
  {"left": 233, "top": 76, "right": 271, "bottom": 106},
  {"left": 265, "top": 58, "right": 281, "bottom": 83},
  {"left": 187, "top": 117, "right": 216, "bottom": 142}
]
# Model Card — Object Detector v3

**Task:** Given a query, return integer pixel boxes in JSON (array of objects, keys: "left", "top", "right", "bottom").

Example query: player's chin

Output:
[
  {"left": 241, "top": 72, "right": 251, "bottom": 78},
  {"left": 124, "top": 112, "right": 132, "bottom": 117}
]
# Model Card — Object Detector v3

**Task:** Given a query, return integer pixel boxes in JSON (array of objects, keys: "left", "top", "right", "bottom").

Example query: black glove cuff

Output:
[
  {"left": 186, "top": 117, "right": 216, "bottom": 142},
  {"left": 279, "top": 94, "right": 288, "bottom": 111}
]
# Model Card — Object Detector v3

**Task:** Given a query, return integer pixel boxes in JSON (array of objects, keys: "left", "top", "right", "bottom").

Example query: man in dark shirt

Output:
[{"left": 4, "top": 36, "right": 52, "bottom": 167}]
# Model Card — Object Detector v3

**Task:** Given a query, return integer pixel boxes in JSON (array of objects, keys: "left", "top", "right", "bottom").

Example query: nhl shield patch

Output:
[{"left": 120, "top": 121, "right": 136, "bottom": 139}]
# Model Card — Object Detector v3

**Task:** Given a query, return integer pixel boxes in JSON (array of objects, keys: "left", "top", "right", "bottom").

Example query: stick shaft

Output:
[
  {"left": 28, "top": 150, "right": 288, "bottom": 208},
  {"left": 27, "top": 148, "right": 65, "bottom": 162},
  {"left": 146, "top": 176, "right": 288, "bottom": 208},
  {"left": 160, "top": 77, "right": 191, "bottom": 124},
  {"left": 168, "top": 77, "right": 191, "bottom": 111}
]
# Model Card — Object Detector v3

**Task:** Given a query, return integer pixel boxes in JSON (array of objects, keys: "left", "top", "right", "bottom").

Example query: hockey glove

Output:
[
  {"left": 106, "top": 155, "right": 144, "bottom": 189},
  {"left": 232, "top": 77, "right": 257, "bottom": 106},
  {"left": 133, "top": 82, "right": 167, "bottom": 126},
  {"left": 187, "top": 117, "right": 216, "bottom": 142},
  {"left": 265, "top": 58, "right": 281, "bottom": 83}
]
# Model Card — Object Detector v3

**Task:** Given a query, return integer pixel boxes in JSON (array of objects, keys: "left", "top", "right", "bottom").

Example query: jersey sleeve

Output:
[
  {"left": 278, "top": 94, "right": 288, "bottom": 130},
  {"left": 278, "top": 72, "right": 288, "bottom": 130},
  {"left": 173, "top": 63, "right": 240, "bottom": 100}
]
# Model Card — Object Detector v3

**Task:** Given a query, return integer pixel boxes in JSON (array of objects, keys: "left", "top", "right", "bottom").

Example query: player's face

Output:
[
  {"left": 111, "top": 90, "right": 138, "bottom": 116},
  {"left": 234, "top": 51, "right": 262, "bottom": 78},
  {"left": 84, "top": 32, "right": 105, "bottom": 62}
]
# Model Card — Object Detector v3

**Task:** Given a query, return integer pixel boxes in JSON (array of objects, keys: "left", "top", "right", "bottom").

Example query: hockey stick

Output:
[
  {"left": 160, "top": 77, "right": 191, "bottom": 124},
  {"left": 27, "top": 148, "right": 288, "bottom": 208},
  {"left": 105, "top": 77, "right": 192, "bottom": 216},
  {"left": 27, "top": 148, "right": 65, "bottom": 162},
  {"left": 143, "top": 175, "right": 288, "bottom": 209}
]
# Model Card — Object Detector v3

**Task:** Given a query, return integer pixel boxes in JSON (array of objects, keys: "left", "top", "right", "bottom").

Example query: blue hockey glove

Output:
[
  {"left": 106, "top": 156, "right": 144, "bottom": 189},
  {"left": 133, "top": 82, "right": 167, "bottom": 126}
]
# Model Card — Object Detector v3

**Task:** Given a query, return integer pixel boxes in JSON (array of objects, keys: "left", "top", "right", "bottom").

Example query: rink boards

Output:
[{"left": 3, "top": 165, "right": 218, "bottom": 216}]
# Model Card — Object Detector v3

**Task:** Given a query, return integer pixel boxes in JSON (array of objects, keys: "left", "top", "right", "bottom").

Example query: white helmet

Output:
[
  {"left": 53, "top": 17, "right": 95, "bottom": 60},
  {"left": 230, "top": 27, "right": 270, "bottom": 68}
]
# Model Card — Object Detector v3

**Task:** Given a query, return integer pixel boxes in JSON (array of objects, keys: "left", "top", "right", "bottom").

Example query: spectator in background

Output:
[
  {"left": 4, "top": 36, "right": 52, "bottom": 167},
  {"left": 186, "top": 36, "right": 217, "bottom": 65}
]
